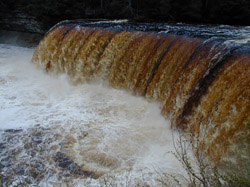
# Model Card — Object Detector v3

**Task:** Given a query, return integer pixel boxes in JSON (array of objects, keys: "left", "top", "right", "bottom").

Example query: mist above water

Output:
[{"left": 0, "top": 44, "right": 185, "bottom": 186}]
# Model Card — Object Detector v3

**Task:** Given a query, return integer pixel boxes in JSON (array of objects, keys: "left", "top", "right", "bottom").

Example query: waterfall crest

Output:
[{"left": 32, "top": 24, "right": 250, "bottom": 172}]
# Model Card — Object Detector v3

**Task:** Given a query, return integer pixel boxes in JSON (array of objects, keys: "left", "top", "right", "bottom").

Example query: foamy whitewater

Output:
[{"left": 0, "top": 44, "right": 188, "bottom": 186}]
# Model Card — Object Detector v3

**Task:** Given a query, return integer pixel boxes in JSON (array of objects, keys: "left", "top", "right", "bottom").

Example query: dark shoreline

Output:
[{"left": 0, "top": 29, "right": 43, "bottom": 47}]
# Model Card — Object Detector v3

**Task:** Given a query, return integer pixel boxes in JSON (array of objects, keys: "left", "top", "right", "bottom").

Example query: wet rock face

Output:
[
  {"left": 0, "top": 11, "right": 45, "bottom": 34},
  {"left": 0, "top": 29, "right": 43, "bottom": 47}
]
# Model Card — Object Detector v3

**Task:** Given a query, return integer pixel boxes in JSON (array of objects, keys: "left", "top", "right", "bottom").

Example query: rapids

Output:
[
  {"left": 32, "top": 22, "right": 250, "bottom": 176},
  {"left": 0, "top": 20, "right": 250, "bottom": 186},
  {"left": 0, "top": 44, "right": 185, "bottom": 186}
]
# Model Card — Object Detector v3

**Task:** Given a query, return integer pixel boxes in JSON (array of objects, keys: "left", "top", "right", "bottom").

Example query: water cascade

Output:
[{"left": 32, "top": 23, "right": 250, "bottom": 173}]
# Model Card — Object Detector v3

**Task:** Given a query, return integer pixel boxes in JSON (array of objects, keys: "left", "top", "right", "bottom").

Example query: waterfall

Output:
[{"left": 32, "top": 23, "right": 250, "bottom": 172}]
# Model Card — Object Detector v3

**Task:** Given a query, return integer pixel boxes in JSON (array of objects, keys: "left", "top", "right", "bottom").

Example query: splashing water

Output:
[
  {"left": 0, "top": 44, "right": 186, "bottom": 186},
  {"left": 32, "top": 24, "right": 250, "bottom": 173}
]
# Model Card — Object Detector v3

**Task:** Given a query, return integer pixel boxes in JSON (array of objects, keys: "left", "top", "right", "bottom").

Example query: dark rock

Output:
[{"left": 0, "top": 11, "right": 45, "bottom": 34}]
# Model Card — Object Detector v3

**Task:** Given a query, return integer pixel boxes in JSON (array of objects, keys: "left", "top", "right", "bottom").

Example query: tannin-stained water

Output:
[
  {"left": 0, "top": 44, "right": 186, "bottom": 186},
  {"left": 1, "top": 20, "right": 250, "bottom": 186},
  {"left": 32, "top": 24, "right": 250, "bottom": 175}
]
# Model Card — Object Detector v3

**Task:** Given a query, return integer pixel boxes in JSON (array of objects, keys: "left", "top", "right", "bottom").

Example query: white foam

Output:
[
  {"left": 92, "top": 19, "right": 128, "bottom": 24},
  {"left": 0, "top": 44, "right": 187, "bottom": 185}
]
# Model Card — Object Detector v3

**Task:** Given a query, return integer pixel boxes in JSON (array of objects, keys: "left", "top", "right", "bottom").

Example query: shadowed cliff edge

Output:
[{"left": 32, "top": 22, "right": 250, "bottom": 175}]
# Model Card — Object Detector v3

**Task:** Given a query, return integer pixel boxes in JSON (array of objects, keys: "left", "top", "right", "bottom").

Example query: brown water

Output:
[{"left": 32, "top": 24, "right": 250, "bottom": 174}]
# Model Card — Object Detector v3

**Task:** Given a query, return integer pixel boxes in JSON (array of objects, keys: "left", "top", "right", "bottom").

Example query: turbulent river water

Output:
[
  {"left": 0, "top": 44, "right": 187, "bottom": 186},
  {"left": 0, "top": 20, "right": 250, "bottom": 186}
]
